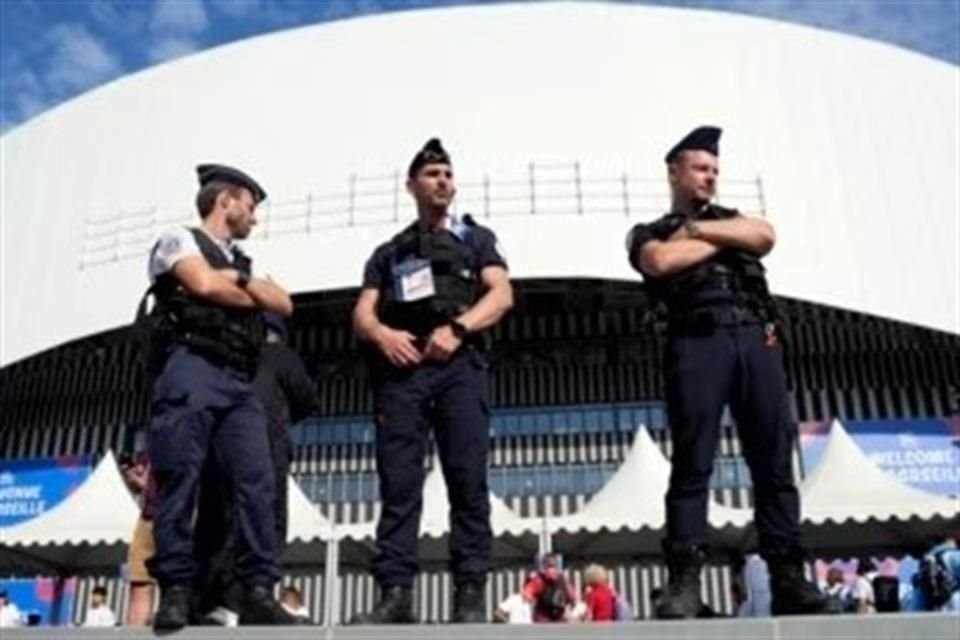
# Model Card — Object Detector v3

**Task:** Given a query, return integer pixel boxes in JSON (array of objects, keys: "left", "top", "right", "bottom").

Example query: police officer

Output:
[
  {"left": 191, "top": 312, "right": 319, "bottom": 625},
  {"left": 626, "top": 127, "right": 834, "bottom": 618},
  {"left": 351, "top": 139, "right": 513, "bottom": 623},
  {"left": 144, "top": 164, "right": 299, "bottom": 629}
]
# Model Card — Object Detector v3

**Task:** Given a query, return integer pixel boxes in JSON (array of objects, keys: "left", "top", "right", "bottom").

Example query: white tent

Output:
[
  {"left": 282, "top": 475, "right": 336, "bottom": 567},
  {"left": 286, "top": 475, "right": 333, "bottom": 544},
  {"left": 549, "top": 428, "right": 751, "bottom": 557},
  {"left": 336, "top": 458, "right": 540, "bottom": 564},
  {"left": 798, "top": 420, "right": 959, "bottom": 554},
  {"left": 0, "top": 451, "right": 140, "bottom": 571}
]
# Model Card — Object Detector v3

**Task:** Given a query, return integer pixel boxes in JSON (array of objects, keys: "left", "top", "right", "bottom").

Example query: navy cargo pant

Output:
[
  {"left": 372, "top": 348, "right": 492, "bottom": 588},
  {"left": 663, "top": 322, "right": 801, "bottom": 555},
  {"left": 146, "top": 347, "right": 279, "bottom": 588}
]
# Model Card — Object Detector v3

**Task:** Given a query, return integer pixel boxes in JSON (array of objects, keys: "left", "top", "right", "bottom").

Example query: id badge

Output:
[{"left": 392, "top": 258, "right": 435, "bottom": 302}]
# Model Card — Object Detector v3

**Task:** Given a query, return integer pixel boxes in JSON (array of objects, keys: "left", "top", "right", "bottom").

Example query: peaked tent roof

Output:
[
  {"left": 335, "top": 458, "right": 540, "bottom": 564},
  {"left": 797, "top": 420, "right": 958, "bottom": 554},
  {"left": 549, "top": 428, "right": 751, "bottom": 556},
  {"left": 286, "top": 475, "right": 333, "bottom": 543},
  {"left": 0, "top": 451, "right": 140, "bottom": 571}
]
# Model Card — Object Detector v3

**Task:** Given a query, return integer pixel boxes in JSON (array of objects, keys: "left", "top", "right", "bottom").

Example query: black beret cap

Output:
[
  {"left": 407, "top": 138, "right": 451, "bottom": 179},
  {"left": 664, "top": 126, "right": 722, "bottom": 164},
  {"left": 196, "top": 163, "right": 267, "bottom": 203}
]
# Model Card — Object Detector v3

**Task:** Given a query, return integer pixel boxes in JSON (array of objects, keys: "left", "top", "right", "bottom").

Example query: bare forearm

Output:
[
  {"left": 353, "top": 303, "right": 386, "bottom": 343},
  {"left": 456, "top": 282, "right": 513, "bottom": 333},
  {"left": 245, "top": 278, "right": 293, "bottom": 316},
  {"left": 200, "top": 271, "right": 258, "bottom": 308},
  {"left": 694, "top": 217, "right": 775, "bottom": 256},
  {"left": 641, "top": 238, "right": 719, "bottom": 277}
]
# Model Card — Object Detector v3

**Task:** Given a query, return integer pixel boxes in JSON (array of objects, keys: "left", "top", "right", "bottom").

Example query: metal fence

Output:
[{"left": 79, "top": 161, "right": 765, "bottom": 269}]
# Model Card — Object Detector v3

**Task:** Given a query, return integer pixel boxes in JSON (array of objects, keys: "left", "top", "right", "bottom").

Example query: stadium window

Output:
[{"left": 553, "top": 411, "right": 569, "bottom": 435}]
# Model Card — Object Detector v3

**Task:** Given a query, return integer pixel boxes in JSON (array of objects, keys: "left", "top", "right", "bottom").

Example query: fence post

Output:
[
  {"left": 528, "top": 162, "right": 536, "bottom": 215},
  {"left": 393, "top": 170, "right": 400, "bottom": 222},
  {"left": 483, "top": 174, "right": 491, "bottom": 218},
  {"left": 305, "top": 193, "right": 313, "bottom": 234},
  {"left": 621, "top": 173, "right": 630, "bottom": 217},
  {"left": 755, "top": 175, "right": 767, "bottom": 218},
  {"left": 348, "top": 174, "right": 357, "bottom": 226},
  {"left": 575, "top": 161, "right": 583, "bottom": 215}
]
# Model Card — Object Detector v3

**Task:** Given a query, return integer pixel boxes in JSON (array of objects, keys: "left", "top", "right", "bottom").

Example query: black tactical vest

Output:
[
  {"left": 377, "top": 219, "right": 479, "bottom": 337},
  {"left": 144, "top": 228, "right": 264, "bottom": 376},
  {"left": 645, "top": 205, "right": 777, "bottom": 322}
]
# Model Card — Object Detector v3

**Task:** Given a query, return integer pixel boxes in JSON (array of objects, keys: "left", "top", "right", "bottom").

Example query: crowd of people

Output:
[{"left": 494, "top": 555, "right": 633, "bottom": 624}]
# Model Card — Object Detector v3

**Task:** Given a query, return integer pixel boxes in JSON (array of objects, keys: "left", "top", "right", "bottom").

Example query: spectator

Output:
[
  {"left": 121, "top": 452, "right": 157, "bottom": 626},
  {"left": 583, "top": 564, "right": 617, "bottom": 622},
  {"left": 0, "top": 590, "right": 22, "bottom": 628},
  {"left": 522, "top": 554, "right": 577, "bottom": 623},
  {"left": 494, "top": 593, "right": 532, "bottom": 624},
  {"left": 822, "top": 567, "right": 846, "bottom": 599},
  {"left": 851, "top": 558, "right": 877, "bottom": 614},
  {"left": 904, "top": 537, "right": 960, "bottom": 612},
  {"left": 279, "top": 587, "right": 310, "bottom": 620},
  {"left": 83, "top": 586, "right": 117, "bottom": 627}
]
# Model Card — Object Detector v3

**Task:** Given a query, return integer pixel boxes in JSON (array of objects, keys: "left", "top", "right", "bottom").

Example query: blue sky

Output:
[{"left": 2, "top": 0, "right": 958, "bottom": 133}]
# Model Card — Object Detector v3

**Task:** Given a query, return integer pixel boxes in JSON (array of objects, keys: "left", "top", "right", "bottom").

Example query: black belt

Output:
[{"left": 668, "top": 306, "right": 763, "bottom": 333}]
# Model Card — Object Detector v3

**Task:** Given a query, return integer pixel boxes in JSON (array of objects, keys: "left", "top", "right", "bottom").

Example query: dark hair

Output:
[
  {"left": 195, "top": 181, "right": 242, "bottom": 218},
  {"left": 92, "top": 586, "right": 108, "bottom": 597}
]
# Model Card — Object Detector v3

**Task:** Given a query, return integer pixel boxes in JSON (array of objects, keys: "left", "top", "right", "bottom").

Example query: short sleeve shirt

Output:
[
  {"left": 361, "top": 216, "right": 508, "bottom": 290},
  {"left": 147, "top": 226, "right": 236, "bottom": 282}
]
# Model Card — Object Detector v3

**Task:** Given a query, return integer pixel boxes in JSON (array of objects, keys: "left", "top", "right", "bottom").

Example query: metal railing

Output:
[{"left": 78, "top": 161, "right": 765, "bottom": 269}]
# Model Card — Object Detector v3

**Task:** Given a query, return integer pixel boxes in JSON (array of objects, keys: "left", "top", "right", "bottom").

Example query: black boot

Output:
[
  {"left": 451, "top": 581, "right": 486, "bottom": 623},
  {"left": 655, "top": 544, "right": 707, "bottom": 620},
  {"left": 239, "top": 584, "right": 307, "bottom": 625},
  {"left": 154, "top": 584, "right": 191, "bottom": 631},
  {"left": 350, "top": 585, "right": 417, "bottom": 624},
  {"left": 769, "top": 558, "right": 841, "bottom": 616}
]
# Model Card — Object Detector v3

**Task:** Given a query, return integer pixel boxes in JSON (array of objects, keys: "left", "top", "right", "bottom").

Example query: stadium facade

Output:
[{"left": 2, "top": 2, "right": 958, "bottom": 624}]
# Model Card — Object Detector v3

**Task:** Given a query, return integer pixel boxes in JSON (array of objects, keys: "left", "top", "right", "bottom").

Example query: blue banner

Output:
[
  {"left": 799, "top": 417, "right": 960, "bottom": 497},
  {"left": 0, "top": 456, "right": 93, "bottom": 527},
  {"left": 0, "top": 578, "right": 76, "bottom": 626}
]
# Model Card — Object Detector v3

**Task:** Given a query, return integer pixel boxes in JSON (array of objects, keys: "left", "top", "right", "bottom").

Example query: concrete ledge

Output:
[{"left": 4, "top": 612, "right": 958, "bottom": 639}]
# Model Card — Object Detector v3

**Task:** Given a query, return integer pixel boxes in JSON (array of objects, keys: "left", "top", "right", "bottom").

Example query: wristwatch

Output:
[
  {"left": 684, "top": 219, "right": 702, "bottom": 238},
  {"left": 449, "top": 319, "right": 469, "bottom": 339},
  {"left": 236, "top": 271, "right": 251, "bottom": 288}
]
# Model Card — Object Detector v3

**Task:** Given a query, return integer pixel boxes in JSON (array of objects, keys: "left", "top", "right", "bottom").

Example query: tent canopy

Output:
[
  {"left": 0, "top": 451, "right": 140, "bottom": 572},
  {"left": 798, "top": 420, "right": 958, "bottom": 555},
  {"left": 548, "top": 428, "right": 751, "bottom": 557}
]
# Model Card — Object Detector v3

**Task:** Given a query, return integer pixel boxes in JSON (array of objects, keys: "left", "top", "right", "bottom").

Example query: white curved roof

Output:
[{"left": 3, "top": 2, "right": 957, "bottom": 365}]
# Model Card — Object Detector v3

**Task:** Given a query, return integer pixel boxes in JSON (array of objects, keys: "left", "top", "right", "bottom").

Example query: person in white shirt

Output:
[
  {"left": 83, "top": 586, "right": 117, "bottom": 627},
  {"left": 494, "top": 593, "right": 533, "bottom": 624},
  {"left": 0, "top": 590, "right": 23, "bottom": 628},
  {"left": 851, "top": 558, "right": 877, "bottom": 614}
]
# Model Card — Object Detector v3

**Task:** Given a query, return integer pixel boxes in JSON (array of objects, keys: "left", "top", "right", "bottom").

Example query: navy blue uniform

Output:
[
  {"left": 147, "top": 347, "right": 279, "bottom": 587},
  {"left": 192, "top": 340, "right": 319, "bottom": 616},
  {"left": 629, "top": 210, "right": 800, "bottom": 556},
  {"left": 144, "top": 227, "right": 278, "bottom": 590},
  {"left": 361, "top": 218, "right": 507, "bottom": 588}
]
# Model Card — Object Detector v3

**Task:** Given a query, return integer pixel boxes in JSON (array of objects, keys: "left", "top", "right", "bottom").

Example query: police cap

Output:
[
  {"left": 407, "top": 138, "right": 451, "bottom": 179},
  {"left": 664, "top": 126, "right": 722, "bottom": 164},
  {"left": 196, "top": 163, "right": 268, "bottom": 203}
]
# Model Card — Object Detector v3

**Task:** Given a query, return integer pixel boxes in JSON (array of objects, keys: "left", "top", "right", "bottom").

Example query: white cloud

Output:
[
  {"left": 150, "top": 0, "right": 209, "bottom": 34},
  {"left": 43, "top": 24, "right": 123, "bottom": 94},
  {"left": 148, "top": 36, "right": 202, "bottom": 63},
  {"left": 210, "top": 0, "right": 263, "bottom": 18},
  {"left": 88, "top": 0, "right": 148, "bottom": 35},
  {"left": 1, "top": 53, "right": 49, "bottom": 130}
]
